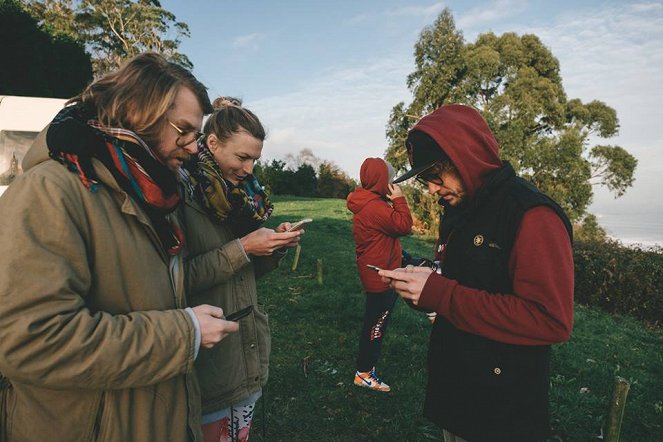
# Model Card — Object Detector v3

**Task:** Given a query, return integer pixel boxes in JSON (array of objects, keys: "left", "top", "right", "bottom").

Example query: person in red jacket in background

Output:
[
  {"left": 347, "top": 157, "right": 413, "bottom": 392},
  {"left": 381, "top": 104, "right": 574, "bottom": 441}
]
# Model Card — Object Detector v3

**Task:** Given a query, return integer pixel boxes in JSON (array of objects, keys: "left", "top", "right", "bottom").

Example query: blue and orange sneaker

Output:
[{"left": 354, "top": 368, "right": 391, "bottom": 392}]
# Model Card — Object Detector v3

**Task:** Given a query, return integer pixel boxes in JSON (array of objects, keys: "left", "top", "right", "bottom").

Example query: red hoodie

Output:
[
  {"left": 414, "top": 105, "right": 574, "bottom": 346},
  {"left": 347, "top": 158, "right": 413, "bottom": 293}
]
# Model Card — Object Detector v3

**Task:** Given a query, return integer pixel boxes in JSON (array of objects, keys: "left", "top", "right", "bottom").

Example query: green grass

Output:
[{"left": 250, "top": 196, "right": 663, "bottom": 442}]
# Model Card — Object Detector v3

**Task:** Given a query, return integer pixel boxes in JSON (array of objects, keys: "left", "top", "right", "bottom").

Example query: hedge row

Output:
[{"left": 573, "top": 240, "right": 663, "bottom": 325}]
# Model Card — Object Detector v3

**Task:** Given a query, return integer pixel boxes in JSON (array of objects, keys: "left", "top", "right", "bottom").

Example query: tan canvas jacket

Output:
[
  {"left": 0, "top": 130, "right": 201, "bottom": 441},
  {"left": 181, "top": 189, "right": 282, "bottom": 415}
]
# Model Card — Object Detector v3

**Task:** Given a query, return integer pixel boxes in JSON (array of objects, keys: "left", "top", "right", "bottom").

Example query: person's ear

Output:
[{"left": 207, "top": 133, "right": 218, "bottom": 152}]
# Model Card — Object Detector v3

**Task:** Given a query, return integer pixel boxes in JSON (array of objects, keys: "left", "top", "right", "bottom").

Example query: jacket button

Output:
[
  {"left": 493, "top": 367, "right": 502, "bottom": 375},
  {"left": 250, "top": 343, "right": 256, "bottom": 349}
]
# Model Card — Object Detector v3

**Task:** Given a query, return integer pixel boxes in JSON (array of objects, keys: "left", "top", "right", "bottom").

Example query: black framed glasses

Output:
[
  {"left": 415, "top": 165, "right": 444, "bottom": 186},
  {"left": 168, "top": 120, "right": 203, "bottom": 147}
]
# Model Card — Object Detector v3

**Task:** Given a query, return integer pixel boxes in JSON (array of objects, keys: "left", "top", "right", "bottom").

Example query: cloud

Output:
[
  {"left": 247, "top": 56, "right": 412, "bottom": 178},
  {"left": 232, "top": 33, "right": 264, "bottom": 49},
  {"left": 507, "top": 3, "right": 663, "bottom": 214},
  {"left": 242, "top": 1, "right": 662, "bottom": 220},
  {"left": 344, "top": 13, "right": 371, "bottom": 26},
  {"left": 632, "top": 2, "right": 663, "bottom": 13},
  {"left": 457, "top": 0, "right": 528, "bottom": 29},
  {"left": 346, "top": 3, "right": 445, "bottom": 26},
  {"left": 385, "top": 2, "right": 446, "bottom": 18},
  {"left": 516, "top": 4, "right": 663, "bottom": 144}
]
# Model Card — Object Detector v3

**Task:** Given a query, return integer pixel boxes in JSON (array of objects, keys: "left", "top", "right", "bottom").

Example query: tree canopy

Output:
[
  {"left": 23, "top": 0, "right": 192, "bottom": 75},
  {"left": 254, "top": 149, "right": 356, "bottom": 199},
  {"left": 0, "top": 0, "right": 92, "bottom": 97},
  {"left": 386, "top": 8, "right": 637, "bottom": 223}
]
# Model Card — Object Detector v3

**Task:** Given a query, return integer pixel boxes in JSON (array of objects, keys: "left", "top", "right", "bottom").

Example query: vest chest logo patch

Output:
[{"left": 473, "top": 235, "right": 484, "bottom": 246}]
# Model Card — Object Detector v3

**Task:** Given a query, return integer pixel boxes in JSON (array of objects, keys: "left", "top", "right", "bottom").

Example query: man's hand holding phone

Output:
[
  {"left": 377, "top": 266, "right": 434, "bottom": 306},
  {"left": 191, "top": 304, "right": 240, "bottom": 349},
  {"left": 225, "top": 305, "right": 253, "bottom": 321}
]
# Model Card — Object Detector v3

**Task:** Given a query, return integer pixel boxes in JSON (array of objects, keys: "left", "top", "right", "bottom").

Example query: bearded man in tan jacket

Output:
[{"left": 0, "top": 53, "right": 240, "bottom": 441}]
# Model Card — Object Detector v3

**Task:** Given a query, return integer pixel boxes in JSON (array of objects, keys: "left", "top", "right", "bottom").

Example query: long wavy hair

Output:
[{"left": 69, "top": 52, "right": 213, "bottom": 146}]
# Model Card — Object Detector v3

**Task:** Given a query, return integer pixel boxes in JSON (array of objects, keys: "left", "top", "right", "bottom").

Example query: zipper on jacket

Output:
[{"left": 436, "top": 230, "right": 455, "bottom": 267}]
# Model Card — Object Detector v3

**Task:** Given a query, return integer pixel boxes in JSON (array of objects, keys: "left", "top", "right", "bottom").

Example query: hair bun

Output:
[{"left": 212, "top": 96, "right": 243, "bottom": 110}]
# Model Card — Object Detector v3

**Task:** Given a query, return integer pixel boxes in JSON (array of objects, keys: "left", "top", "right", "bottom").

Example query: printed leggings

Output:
[
  {"left": 356, "top": 289, "right": 398, "bottom": 372},
  {"left": 201, "top": 391, "right": 261, "bottom": 442}
]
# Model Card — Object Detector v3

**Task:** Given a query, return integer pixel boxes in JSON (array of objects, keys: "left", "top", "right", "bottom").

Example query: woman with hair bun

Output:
[{"left": 181, "top": 97, "right": 301, "bottom": 442}]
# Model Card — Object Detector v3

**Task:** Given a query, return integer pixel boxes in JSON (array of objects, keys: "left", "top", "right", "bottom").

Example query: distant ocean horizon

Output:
[
  {"left": 2, "top": 185, "right": 661, "bottom": 249},
  {"left": 594, "top": 210, "right": 663, "bottom": 249}
]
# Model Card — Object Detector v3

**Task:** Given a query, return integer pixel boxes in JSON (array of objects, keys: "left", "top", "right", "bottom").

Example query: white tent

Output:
[{"left": 0, "top": 95, "right": 67, "bottom": 196}]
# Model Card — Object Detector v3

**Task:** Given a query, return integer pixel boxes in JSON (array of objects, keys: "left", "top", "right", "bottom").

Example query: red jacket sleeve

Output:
[
  {"left": 418, "top": 206, "right": 574, "bottom": 346},
  {"left": 369, "top": 196, "right": 413, "bottom": 237}
]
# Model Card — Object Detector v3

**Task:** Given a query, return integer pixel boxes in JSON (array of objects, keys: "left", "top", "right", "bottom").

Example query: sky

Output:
[{"left": 161, "top": 0, "right": 663, "bottom": 244}]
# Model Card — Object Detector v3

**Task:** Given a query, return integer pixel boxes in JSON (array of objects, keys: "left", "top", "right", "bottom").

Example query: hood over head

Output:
[
  {"left": 359, "top": 157, "right": 392, "bottom": 196},
  {"left": 347, "top": 157, "right": 393, "bottom": 214},
  {"left": 393, "top": 104, "right": 502, "bottom": 199}
]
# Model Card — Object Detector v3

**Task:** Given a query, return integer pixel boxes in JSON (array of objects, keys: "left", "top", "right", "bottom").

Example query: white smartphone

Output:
[{"left": 286, "top": 218, "right": 313, "bottom": 232}]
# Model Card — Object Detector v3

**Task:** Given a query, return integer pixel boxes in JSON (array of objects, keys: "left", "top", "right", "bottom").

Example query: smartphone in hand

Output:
[
  {"left": 367, "top": 264, "right": 408, "bottom": 282},
  {"left": 225, "top": 305, "right": 254, "bottom": 321},
  {"left": 286, "top": 218, "right": 313, "bottom": 232}
]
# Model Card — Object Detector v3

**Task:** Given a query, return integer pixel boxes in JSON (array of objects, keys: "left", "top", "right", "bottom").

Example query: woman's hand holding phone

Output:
[
  {"left": 270, "top": 219, "right": 312, "bottom": 250},
  {"left": 241, "top": 227, "right": 301, "bottom": 255},
  {"left": 283, "top": 218, "right": 313, "bottom": 232}
]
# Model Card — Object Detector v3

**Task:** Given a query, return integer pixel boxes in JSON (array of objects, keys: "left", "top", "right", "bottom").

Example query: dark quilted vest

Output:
[{"left": 424, "top": 163, "right": 572, "bottom": 442}]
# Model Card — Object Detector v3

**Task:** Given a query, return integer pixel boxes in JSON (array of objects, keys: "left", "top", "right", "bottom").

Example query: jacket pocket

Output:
[{"left": 255, "top": 303, "right": 271, "bottom": 384}]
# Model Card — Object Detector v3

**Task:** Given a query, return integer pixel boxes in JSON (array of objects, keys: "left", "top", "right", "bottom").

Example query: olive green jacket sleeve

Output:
[
  {"left": 253, "top": 251, "right": 286, "bottom": 280},
  {"left": 184, "top": 238, "right": 286, "bottom": 295},
  {"left": 185, "top": 237, "right": 251, "bottom": 295},
  {"left": 182, "top": 196, "right": 285, "bottom": 296}
]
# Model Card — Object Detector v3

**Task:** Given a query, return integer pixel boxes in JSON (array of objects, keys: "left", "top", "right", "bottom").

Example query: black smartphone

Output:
[
  {"left": 225, "top": 305, "right": 254, "bottom": 321},
  {"left": 366, "top": 264, "right": 382, "bottom": 272}
]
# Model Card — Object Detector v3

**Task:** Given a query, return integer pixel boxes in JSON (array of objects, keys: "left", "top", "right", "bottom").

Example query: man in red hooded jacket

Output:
[
  {"left": 381, "top": 105, "right": 574, "bottom": 441},
  {"left": 347, "top": 157, "right": 413, "bottom": 392}
]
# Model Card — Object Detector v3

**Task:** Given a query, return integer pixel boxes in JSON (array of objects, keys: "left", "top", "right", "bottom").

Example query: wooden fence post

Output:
[
  {"left": 604, "top": 376, "right": 630, "bottom": 442},
  {"left": 316, "top": 258, "right": 323, "bottom": 285},
  {"left": 291, "top": 244, "right": 301, "bottom": 272}
]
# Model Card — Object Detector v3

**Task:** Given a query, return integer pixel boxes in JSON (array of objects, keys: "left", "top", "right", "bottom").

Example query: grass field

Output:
[{"left": 250, "top": 196, "right": 663, "bottom": 442}]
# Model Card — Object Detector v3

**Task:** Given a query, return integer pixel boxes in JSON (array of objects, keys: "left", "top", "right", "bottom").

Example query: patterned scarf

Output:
[
  {"left": 185, "top": 141, "right": 273, "bottom": 237},
  {"left": 47, "top": 104, "right": 184, "bottom": 255}
]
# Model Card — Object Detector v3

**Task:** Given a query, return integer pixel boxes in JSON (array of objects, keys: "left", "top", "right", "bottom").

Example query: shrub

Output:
[
  {"left": 573, "top": 213, "right": 608, "bottom": 242},
  {"left": 317, "top": 161, "right": 356, "bottom": 199},
  {"left": 573, "top": 239, "right": 663, "bottom": 324}
]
